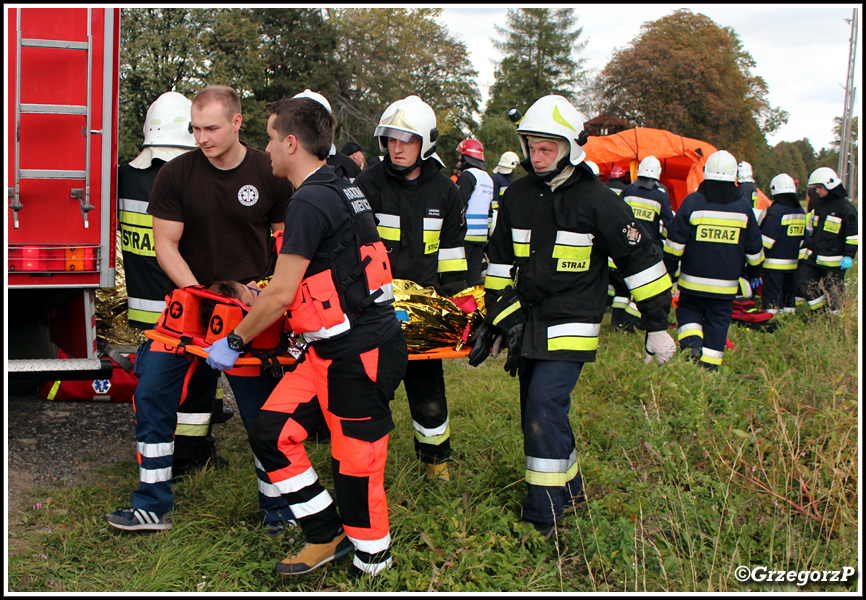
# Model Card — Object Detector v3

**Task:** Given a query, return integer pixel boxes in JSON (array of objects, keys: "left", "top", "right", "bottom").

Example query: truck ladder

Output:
[{"left": 11, "top": 7, "right": 97, "bottom": 229}]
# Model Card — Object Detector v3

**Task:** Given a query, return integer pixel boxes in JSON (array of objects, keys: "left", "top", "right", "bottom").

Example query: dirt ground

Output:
[{"left": 6, "top": 386, "right": 139, "bottom": 528}]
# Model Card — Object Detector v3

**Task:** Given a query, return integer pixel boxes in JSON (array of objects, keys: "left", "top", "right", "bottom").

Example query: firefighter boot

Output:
[
  {"left": 275, "top": 531, "right": 353, "bottom": 576},
  {"left": 425, "top": 462, "right": 450, "bottom": 482}
]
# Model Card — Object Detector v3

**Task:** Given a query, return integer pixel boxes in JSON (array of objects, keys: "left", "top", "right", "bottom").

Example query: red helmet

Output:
[
  {"left": 457, "top": 138, "right": 484, "bottom": 161},
  {"left": 610, "top": 165, "right": 626, "bottom": 178}
]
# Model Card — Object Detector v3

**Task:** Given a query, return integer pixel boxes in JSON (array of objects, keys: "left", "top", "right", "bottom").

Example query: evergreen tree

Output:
[{"left": 484, "top": 8, "right": 588, "bottom": 119}]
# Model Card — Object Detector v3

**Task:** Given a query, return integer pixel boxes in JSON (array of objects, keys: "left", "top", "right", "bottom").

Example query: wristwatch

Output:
[{"left": 226, "top": 331, "right": 248, "bottom": 352}]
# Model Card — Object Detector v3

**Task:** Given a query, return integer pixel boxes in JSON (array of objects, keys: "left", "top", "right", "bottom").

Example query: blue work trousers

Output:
[{"left": 518, "top": 359, "right": 585, "bottom": 524}]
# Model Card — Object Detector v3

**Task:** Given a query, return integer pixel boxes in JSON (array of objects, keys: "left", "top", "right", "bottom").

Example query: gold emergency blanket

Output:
[
  {"left": 393, "top": 279, "right": 485, "bottom": 353},
  {"left": 95, "top": 231, "right": 147, "bottom": 346}
]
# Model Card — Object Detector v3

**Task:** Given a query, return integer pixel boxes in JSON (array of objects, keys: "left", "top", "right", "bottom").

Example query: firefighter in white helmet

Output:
[
  {"left": 798, "top": 167, "right": 858, "bottom": 315},
  {"left": 609, "top": 155, "right": 676, "bottom": 331},
  {"left": 455, "top": 138, "right": 495, "bottom": 285},
  {"left": 468, "top": 94, "right": 675, "bottom": 538},
  {"left": 490, "top": 151, "right": 521, "bottom": 234},
  {"left": 759, "top": 173, "right": 807, "bottom": 314},
  {"left": 354, "top": 95, "right": 468, "bottom": 483},
  {"left": 663, "top": 150, "right": 764, "bottom": 370}
]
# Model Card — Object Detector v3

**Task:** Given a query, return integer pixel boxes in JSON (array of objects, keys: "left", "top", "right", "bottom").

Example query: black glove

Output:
[
  {"left": 468, "top": 322, "right": 497, "bottom": 367},
  {"left": 503, "top": 323, "right": 524, "bottom": 377}
]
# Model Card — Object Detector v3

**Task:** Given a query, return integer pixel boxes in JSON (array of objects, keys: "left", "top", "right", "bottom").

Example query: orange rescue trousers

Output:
[{"left": 249, "top": 330, "right": 407, "bottom": 575}]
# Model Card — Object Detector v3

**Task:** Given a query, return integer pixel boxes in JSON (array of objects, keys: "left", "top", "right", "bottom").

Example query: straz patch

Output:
[
  {"left": 632, "top": 207, "right": 656, "bottom": 221},
  {"left": 425, "top": 240, "right": 440, "bottom": 254},
  {"left": 787, "top": 223, "right": 805, "bottom": 237},
  {"left": 823, "top": 219, "right": 841, "bottom": 234},
  {"left": 623, "top": 222, "right": 642, "bottom": 245},
  {"left": 557, "top": 258, "right": 589, "bottom": 272},
  {"left": 697, "top": 224, "right": 740, "bottom": 244}
]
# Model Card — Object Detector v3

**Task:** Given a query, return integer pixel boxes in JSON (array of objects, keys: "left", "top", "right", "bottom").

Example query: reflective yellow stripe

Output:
[
  {"left": 513, "top": 243, "right": 530, "bottom": 257},
  {"left": 552, "top": 244, "right": 592, "bottom": 260},
  {"left": 465, "top": 234, "right": 487, "bottom": 243},
  {"left": 526, "top": 460, "right": 579, "bottom": 487},
  {"left": 423, "top": 230, "right": 441, "bottom": 243},
  {"left": 175, "top": 423, "right": 209, "bottom": 436},
  {"left": 377, "top": 226, "right": 400, "bottom": 242},
  {"left": 414, "top": 423, "right": 450, "bottom": 446},
  {"left": 492, "top": 300, "right": 521, "bottom": 327},
  {"left": 46, "top": 380, "right": 61, "bottom": 400},
  {"left": 128, "top": 308, "right": 161, "bottom": 325},
  {"left": 629, "top": 272, "right": 671, "bottom": 302},
  {"left": 547, "top": 335, "right": 599, "bottom": 352},
  {"left": 119, "top": 210, "right": 153, "bottom": 228},
  {"left": 700, "top": 350, "right": 723, "bottom": 366}
]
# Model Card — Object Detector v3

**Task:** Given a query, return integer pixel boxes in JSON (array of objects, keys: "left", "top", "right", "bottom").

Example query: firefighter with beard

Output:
[
  {"left": 467, "top": 95, "right": 675, "bottom": 538},
  {"left": 759, "top": 174, "right": 807, "bottom": 314},
  {"left": 663, "top": 150, "right": 764, "bottom": 371},
  {"left": 354, "top": 95, "right": 468, "bottom": 483},
  {"left": 798, "top": 167, "right": 858, "bottom": 315}
]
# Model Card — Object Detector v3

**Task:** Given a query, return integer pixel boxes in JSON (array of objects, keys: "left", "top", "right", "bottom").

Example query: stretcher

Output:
[{"left": 144, "top": 329, "right": 470, "bottom": 364}]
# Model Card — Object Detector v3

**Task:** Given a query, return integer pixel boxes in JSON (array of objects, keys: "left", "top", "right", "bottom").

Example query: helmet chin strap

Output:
[{"left": 385, "top": 153, "right": 423, "bottom": 176}]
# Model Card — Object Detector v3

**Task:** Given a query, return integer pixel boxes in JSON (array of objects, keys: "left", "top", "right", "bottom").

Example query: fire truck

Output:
[{"left": 7, "top": 7, "right": 121, "bottom": 383}]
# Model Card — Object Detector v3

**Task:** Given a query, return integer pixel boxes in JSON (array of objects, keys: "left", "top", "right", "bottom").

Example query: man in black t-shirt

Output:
[
  {"left": 205, "top": 96, "right": 407, "bottom": 578},
  {"left": 106, "top": 86, "right": 294, "bottom": 535}
]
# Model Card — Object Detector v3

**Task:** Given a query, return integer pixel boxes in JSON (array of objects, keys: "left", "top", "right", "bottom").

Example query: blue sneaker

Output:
[{"left": 105, "top": 507, "right": 172, "bottom": 531}]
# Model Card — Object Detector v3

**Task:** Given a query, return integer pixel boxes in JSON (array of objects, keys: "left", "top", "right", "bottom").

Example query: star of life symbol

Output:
[
  {"left": 93, "top": 379, "right": 111, "bottom": 394},
  {"left": 238, "top": 185, "right": 260, "bottom": 206}
]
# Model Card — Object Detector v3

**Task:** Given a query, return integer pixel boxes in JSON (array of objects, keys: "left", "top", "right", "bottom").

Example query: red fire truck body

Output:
[{"left": 7, "top": 7, "right": 121, "bottom": 380}]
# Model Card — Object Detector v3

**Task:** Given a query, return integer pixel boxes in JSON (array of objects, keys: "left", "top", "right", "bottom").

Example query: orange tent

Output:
[{"left": 583, "top": 127, "right": 718, "bottom": 210}]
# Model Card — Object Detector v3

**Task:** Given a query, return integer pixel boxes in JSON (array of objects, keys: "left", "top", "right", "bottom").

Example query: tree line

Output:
[{"left": 118, "top": 7, "right": 857, "bottom": 201}]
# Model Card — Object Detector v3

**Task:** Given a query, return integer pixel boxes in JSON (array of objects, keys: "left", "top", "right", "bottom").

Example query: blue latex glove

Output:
[
  {"left": 750, "top": 277, "right": 761, "bottom": 291},
  {"left": 204, "top": 337, "right": 241, "bottom": 371},
  {"left": 840, "top": 256, "right": 853, "bottom": 270}
]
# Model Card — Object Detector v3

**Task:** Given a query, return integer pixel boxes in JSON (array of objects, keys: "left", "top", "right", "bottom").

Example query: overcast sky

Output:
[{"left": 438, "top": 4, "right": 862, "bottom": 151}]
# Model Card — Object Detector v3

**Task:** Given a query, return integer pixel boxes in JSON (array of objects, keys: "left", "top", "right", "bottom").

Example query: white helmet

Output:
[
  {"left": 495, "top": 151, "right": 521, "bottom": 173},
  {"left": 516, "top": 95, "right": 587, "bottom": 166},
  {"left": 808, "top": 166, "right": 841, "bottom": 190},
  {"left": 637, "top": 155, "right": 662, "bottom": 180},
  {"left": 293, "top": 88, "right": 332, "bottom": 113},
  {"left": 374, "top": 95, "right": 442, "bottom": 166},
  {"left": 584, "top": 160, "right": 599, "bottom": 176},
  {"left": 737, "top": 161, "right": 754, "bottom": 183},
  {"left": 143, "top": 91, "right": 197, "bottom": 148},
  {"left": 769, "top": 173, "right": 796, "bottom": 196},
  {"left": 704, "top": 150, "right": 738, "bottom": 182}
]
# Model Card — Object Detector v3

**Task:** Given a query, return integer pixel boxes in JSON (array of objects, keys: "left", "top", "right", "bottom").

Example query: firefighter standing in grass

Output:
[
  {"left": 759, "top": 174, "right": 806, "bottom": 314},
  {"left": 205, "top": 96, "right": 408, "bottom": 577},
  {"left": 610, "top": 155, "right": 675, "bottom": 332},
  {"left": 354, "top": 95, "right": 468, "bottom": 483},
  {"left": 663, "top": 150, "right": 764, "bottom": 371},
  {"left": 455, "top": 138, "right": 495, "bottom": 285},
  {"left": 798, "top": 167, "right": 858, "bottom": 315},
  {"left": 118, "top": 91, "right": 230, "bottom": 479},
  {"left": 105, "top": 86, "right": 295, "bottom": 533},
  {"left": 468, "top": 95, "right": 675, "bottom": 538}
]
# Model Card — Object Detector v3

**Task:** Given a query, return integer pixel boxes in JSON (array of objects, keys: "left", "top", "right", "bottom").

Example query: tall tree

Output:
[
  {"left": 118, "top": 8, "right": 216, "bottom": 163},
  {"left": 596, "top": 9, "right": 787, "bottom": 163},
  {"left": 484, "top": 8, "right": 588, "bottom": 119},
  {"left": 326, "top": 7, "right": 480, "bottom": 166}
]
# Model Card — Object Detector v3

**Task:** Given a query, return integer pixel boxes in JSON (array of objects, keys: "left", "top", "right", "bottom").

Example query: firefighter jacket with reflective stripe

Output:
[
  {"left": 456, "top": 167, "right": 495, "bottom": 243},
  {"left": 285, "top": 169, "right": 398, "bottom": 355},
  {"left": 355, "top": 157, "right": 468, "bottom": 289},
  {"left": 619, "top": 180, "right": 674, "bottom": 247},
  {"left": 760, "top": 197, "right": 806, "bottom": 271},
  {"left": 118, "top": 160, "right": 171, "bottom": 328},
  {"left": 484, "top": 165, "right": 672, "bottom": 363},
  {"left": 663, "top": 190, "right": 764, "bottom": 299},
  {"left": 490, "top": 172, "right": 513, "bottom": 235},
  {"left": 803, "top": 192, "right": 858, "bottom": 269}
]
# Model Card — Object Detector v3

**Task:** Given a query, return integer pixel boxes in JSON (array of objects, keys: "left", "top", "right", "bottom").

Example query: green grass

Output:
[{"left": 7, "top": 273, "right": 859, "bottom": 592}]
